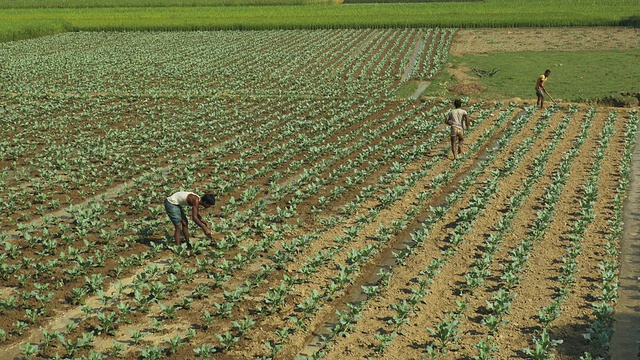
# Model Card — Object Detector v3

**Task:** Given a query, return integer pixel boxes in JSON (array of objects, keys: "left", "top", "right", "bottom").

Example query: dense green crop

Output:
[
  {"left": 0, "top": 0, "right": 338, "bottom": 9},
  {"left": 1, "top": 0, "right": 639, "bottom": 42}
]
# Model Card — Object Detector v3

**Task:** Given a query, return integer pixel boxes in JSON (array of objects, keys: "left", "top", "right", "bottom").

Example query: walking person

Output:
[
  {"left": 164, "top": 191, "right": 216, "bottom": 246},
  {"left": 445, "top": 98, "right": 470, "bottom": 160},
  {"left": 535, "top": 69, "right": 551, "bottom": 108}
]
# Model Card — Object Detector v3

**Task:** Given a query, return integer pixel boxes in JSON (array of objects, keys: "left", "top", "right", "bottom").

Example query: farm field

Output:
[{"left": 0, "top": 27, "right": 638, "bottom": 360}]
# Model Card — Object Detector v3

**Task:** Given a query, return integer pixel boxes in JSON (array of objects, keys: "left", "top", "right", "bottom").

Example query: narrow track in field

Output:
[{"left": 610, "top": 127, "right": 640, "bottom": 360}]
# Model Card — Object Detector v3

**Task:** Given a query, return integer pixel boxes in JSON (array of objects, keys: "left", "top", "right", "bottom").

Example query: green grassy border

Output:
[{"left": 423, "top": 50, "right": 640, "bottom": 103}]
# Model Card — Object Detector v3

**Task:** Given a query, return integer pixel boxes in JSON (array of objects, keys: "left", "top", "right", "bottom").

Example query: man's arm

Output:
[
  {"left": 197, "top": 213, "right": 210, "bottom": 230},
  {"left": 541, "top": 76, "right": 549, "bottom": 94},
  {"left": 188, "top": 195, "right": 212, "bottom": 238}
]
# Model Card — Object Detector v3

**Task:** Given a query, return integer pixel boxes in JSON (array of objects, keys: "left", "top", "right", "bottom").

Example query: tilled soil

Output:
[{"left": 0, "top": 28, "right": 637, "bottom": 360}]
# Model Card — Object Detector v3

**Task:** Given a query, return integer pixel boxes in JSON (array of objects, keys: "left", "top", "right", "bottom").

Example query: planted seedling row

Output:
[{"left": 301, "top": 104, "right": 533, "bottom": 359}]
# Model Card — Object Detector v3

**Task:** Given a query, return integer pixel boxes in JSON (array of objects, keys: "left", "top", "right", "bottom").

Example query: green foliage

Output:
[
  {"left": 522, "top": 328, "right": 563, "bottom": 360},
  {"left": 0, "top": 0, "right": 336, "bottom": 8},
  {"left": 2, "top": 0, "right": 639, "bottom": 42}
]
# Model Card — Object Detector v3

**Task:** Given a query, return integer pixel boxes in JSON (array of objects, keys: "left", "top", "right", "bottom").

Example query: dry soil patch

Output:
[{"left": 450, "top": 27, "right": 640, "bottom": 55}]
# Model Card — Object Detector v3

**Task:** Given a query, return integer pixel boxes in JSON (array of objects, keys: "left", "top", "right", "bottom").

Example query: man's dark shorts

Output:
[{"left": 164, "top": 198, "right": 186, "bottom": 225}]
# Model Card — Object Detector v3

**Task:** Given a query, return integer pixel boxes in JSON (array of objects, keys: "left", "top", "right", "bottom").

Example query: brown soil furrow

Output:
[{"left": 552, "top": 109, "right": 627, "bottom": 359}]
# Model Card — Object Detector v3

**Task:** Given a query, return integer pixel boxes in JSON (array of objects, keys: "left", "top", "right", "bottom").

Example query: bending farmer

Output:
[
  {"left": 535, "top": 69, "right": 551, "bottom": 108},
  {"left": 164, "top": 191, "right": 216, "bottom": 246},
  {"left": 445, "top": 98, "right": 470, "bottom": 160}
]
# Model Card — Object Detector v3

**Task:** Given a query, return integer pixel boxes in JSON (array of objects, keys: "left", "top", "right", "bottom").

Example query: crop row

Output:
[
  {"left": 0, "top": 95, "right": 510, "bottom": 360},
  {"left": 306, "top": 104, "right": 554, "bottom": 359},
  {"left": 1, "top": 28, "right": 637, "bottom": 360}
]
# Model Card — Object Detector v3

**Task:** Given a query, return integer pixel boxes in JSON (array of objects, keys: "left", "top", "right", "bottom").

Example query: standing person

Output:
[
  {"left": 445, "top": 98, "right": 470, "bottom": 160},
  {"left": 164, "top": 191, "right": 216, "bottom": 246},
  {"left": 535, "top": 69, "right": 551, "bottom": 108}
]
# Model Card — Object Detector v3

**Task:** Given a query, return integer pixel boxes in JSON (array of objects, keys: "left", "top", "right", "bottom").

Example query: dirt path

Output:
[{"left": 610, "top": 128, "right": 640, "bottom": 360}]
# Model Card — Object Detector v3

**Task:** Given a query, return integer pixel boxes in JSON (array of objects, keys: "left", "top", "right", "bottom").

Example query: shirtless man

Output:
[{"left": 445, "top": 99, "right": 470, "bottom": 160}]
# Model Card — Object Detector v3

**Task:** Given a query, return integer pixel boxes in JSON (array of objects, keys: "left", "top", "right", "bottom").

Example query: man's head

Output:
[
  {"left": 544, "top": 69, "right": 551, "bottom": 77},
  {"left": 454, "top": 98, "right": 462, "bottom": 109},
  {"left": 200, "top": 193, "right": 216, "bottom": 208}
]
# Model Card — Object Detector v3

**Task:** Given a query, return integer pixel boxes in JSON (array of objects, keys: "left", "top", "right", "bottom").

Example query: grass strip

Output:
[{"left": 425, "top": 50, "right": 640, "bottom": 103}]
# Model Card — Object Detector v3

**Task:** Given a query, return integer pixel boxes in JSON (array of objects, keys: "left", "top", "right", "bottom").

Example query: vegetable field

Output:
[{"left": 0, "top": 29, "right": 637, "bottom": 360}]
